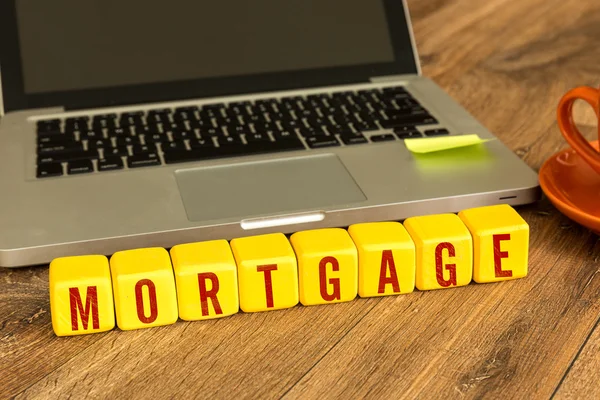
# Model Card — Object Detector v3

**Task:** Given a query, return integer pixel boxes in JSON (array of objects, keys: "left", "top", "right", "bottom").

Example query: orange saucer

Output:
[{"left": 540, "top": 140, "right": 600, "bottom": 232}]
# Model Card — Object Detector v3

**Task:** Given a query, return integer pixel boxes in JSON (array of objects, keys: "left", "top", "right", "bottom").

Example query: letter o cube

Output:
[{"left": 110, "top": 248, "right": 178, "bottom": 330}]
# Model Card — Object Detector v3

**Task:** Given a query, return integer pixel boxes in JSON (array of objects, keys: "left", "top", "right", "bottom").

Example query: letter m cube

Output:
[{"left": 50, "top": 255, "right": 115, "bottom": 336}]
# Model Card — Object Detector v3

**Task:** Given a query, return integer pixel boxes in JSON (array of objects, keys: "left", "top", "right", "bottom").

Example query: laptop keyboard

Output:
[{"left": 35, "top": 86, "right": 447, "bottom": 178}]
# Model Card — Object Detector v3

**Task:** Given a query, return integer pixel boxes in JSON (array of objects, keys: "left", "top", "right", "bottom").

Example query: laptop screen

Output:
[
  {"left": 1, "top": 0, "right": 417, "bottom": 111},
  {"left": 16, "top": 0, "right": 396, "bottom": 94}
]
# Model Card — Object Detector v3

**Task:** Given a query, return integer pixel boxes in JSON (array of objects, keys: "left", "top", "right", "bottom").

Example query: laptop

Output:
[{"left": 0, "top": 0, "right": 540, "bottom": 268}]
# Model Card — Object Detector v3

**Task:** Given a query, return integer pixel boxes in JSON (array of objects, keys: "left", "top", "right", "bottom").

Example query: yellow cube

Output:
[
  {"left": 348, "top": 222, "right": 416, "bottom": 297},
  {"left": 110, "top": 248, "right": 178, "bottom": 330},
  {"left": 230, "top": 233, "right": 299, "bottom": 312},
  {"left": 49, "top": 255, "right": 115, "bottom": 336},
  {"left": 171, "top": 240, "right": 239, "bottom": 321},
  {"left": 290, "top": 228, "right": 358, "bottom": 306},
  {"left": 458, "top": 204, "right": 529, "bottom": 283},
  {"left": 404, "top": 214, "right": 473, "bottom": 291}
]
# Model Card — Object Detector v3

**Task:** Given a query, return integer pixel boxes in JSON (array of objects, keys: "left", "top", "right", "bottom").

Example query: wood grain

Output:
[{"left": 3, "top": 0, "right": 600, "bottom": 398}]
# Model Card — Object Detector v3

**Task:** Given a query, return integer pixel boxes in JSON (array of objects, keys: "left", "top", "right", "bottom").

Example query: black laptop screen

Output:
[{"left": 16, "top": 0, "right": 396, "bottom": 94}]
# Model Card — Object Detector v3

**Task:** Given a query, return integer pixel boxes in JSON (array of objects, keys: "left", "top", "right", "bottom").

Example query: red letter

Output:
[
  {"left": 493, "top": 234, "right": 513, "bottom": 278},
  {"left": 135, "top": 279, "right": 158, "bottom": 323},
  {"left": 257, "top": 264, "right": 277, "bottom": 308},
  {"left": 319, "top": 256, "right": 341, "bottom": 301},
  {"left": 435, "top": 242, "right": 457, "bottom": 287},
  {"left": 378, "top": 250, "right": 401, "bottom": 294},
  {"left": 69, "top": 286, "right": 99, "bottom": 331},
  {"left": 197, "top": 273, "right": 223, "bottom": 316}
]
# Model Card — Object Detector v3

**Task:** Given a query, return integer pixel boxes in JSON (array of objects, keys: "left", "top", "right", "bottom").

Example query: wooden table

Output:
[{"left": 3, "top": 0, "right": 600, "bottom": 398}]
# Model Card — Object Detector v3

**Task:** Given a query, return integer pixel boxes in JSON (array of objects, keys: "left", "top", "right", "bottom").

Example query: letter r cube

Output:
[
  {"left": 171, "top": 240, "right": 239, "bottom": 321},
  {"left": 49, "top": 255, "right": 115, "bottom": 336},
  {"left": 458, "top": 204, "right": 529, "bottom": 283}
]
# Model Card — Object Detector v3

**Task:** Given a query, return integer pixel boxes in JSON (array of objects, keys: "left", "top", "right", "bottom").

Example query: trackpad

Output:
[{"left": 175, "top": 154, "right": 366, "bottom": 222}]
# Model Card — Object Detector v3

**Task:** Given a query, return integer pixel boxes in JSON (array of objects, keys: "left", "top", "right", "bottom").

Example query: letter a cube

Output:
[
  {"left": 404, "top": 214, "right": 473, "bottom": 291},
  {"left": 458, "top": 204, "right": 529, "bottom": 283},
  {"left": 348, "top": 222, "right": 416, "bottom": 297},
  {"left": 110, "top": 248, "right": 178, "bottom": 330},
  {"left": 49, "top": 255, "right": 115, "bottom": 336},
  {"left": 171, "top": 240, "right": 239, "bottom": 321},
  {"left": 231, "top": 233, "right": 299, "bottom": 312},
  {"left": 290, "top": 228, "right": 358, "bottom": 306}
]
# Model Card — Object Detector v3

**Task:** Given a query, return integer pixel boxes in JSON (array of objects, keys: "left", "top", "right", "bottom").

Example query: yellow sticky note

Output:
[
  {"left": 458, "top": 204, "right": 529, "bottom": 283},
  {"left": 404, "top": 214, "right": 473, "bottom": 290},
  {"left": 405, "top": 134, "right": 493, "bottom": 154},
  {"left": 110, "top": 248, "right": 179, "bottom": 331},
  {"left": 49, "top": 255, "right": 115, "bottom": 336},
  {"left": 290, "top": 228, "right": 358, "bottom": 306},
  {"left": 171, "top": 240, "right": 239, "bottom": 321},
  {"left": 348, "top": 222, "right": 416, "bottom": 297},
  {"left": 231, "top": 233, "right": 299, "bottom": 312}
]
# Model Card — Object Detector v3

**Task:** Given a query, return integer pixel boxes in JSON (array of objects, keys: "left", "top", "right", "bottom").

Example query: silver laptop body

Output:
[{"left": 0, "top": 0, "right": 540, "bottom": 267}]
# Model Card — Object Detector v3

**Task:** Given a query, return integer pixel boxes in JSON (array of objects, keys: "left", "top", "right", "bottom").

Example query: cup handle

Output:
[{"left": 557, "top": 86, "right": 600, "bottom": 170}]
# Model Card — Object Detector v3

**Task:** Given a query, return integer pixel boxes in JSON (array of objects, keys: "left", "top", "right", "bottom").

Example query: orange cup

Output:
[{"left": 557, "top": 86, "right": 600, "bottom": 174}]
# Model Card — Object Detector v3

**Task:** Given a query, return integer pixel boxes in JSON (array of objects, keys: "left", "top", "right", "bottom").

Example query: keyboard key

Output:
[
  {"left": 144, "top": 133, "right": 166, "bottom": 143},
  {"left": 379, "top": 115, "right": 438, "bottom": 128},
  {"left": 162, "top": 141, "right": 187, "bottom": 151},
  {"left": 218, "top": 136, "right": 243, "bottom": 148},
  {"left": 81, "top": 129, "right": 104, "bottom": 140},
  {"left": 68, "top": 159, "right": 94, "bottom": 175},
  {"left": 424, "top": 129, "right": 449, "bottom": 136},
  {"left": 104, "top": 146, "right": 129, "bottom": 157},
  {"left": 245, "top": 133, "right": 270, "bottom": 143},
  {"left": 38, "top": 143, "right": 84, "bottom": 154},
  {"left": 298, "top": 126, "right": 327, "bottom": 138},
  {"left": 64, "top": 119, "right": 88, "bottom": 133},
  {"left": 252, "top": 122, "right": 277, "bottom": 132},
  {"left": 189, "top": 138, "right": 215, "bottom": 149},
  {"left": 339, "top": 132, "right": 368, "bottom": 145},
  {"left": 107, "top": 127, "right": 131, "bottom": 137},
  {"left": 353, "top": 120, "right": 379, "bottom": 131},
  {"left": 305, "top": 136, "right": 340, "bottom": 149},
  {"left": 37, "top": 119, "right": 61, "bottom": 129},
  {"left": 127, "top": 153, "right": 161, "bottom": 168},
  {"left": 92, "top": 115, "right": 117, "bottom": 130},
  {"left": 98, "top": 157, "right": 124, "bottom": 171},
  {"left": 272, "top": 130, "right": 296, "bottom": 141},
  {"left": 87, "top": 138, "right": 113, "bottom": 148},
  {"left": 38, "top": 133, "right": 75, "bottom": 145},
  {"left": 116, "top": 136, "right": 139, "bottom": 147},
  {"left": 37, "top": 163, "right": 63, "bottom": 178},
  {"left": 370, "top": 134, "right": 396, "bottom": 142},
  {"left": 172, "top": 130, "right": 197, "bottom": 141},
  {"left": 226, "top": 124, "right": 251, "bottom": 135},
  {"left": 395, "top": 130, "right": 422, "bottom": 139},
  {"left": 132, "top": 144, "right": 157, "bottom": 154},
  {"left": 38, "top": 150, "right": 98, "bottom": 164}
]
